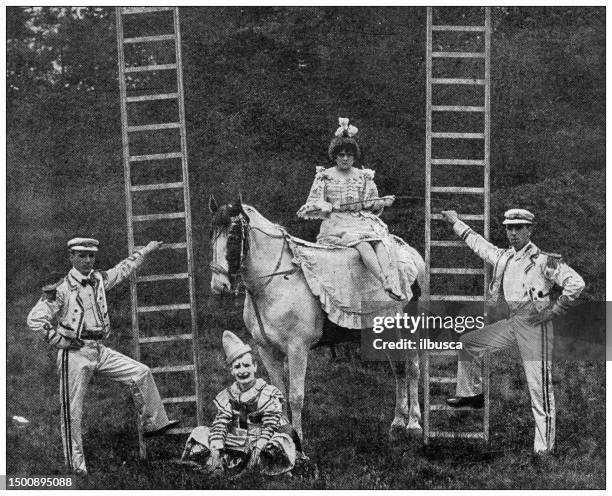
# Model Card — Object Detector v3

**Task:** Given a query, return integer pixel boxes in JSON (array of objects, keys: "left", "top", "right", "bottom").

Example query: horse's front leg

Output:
[
  {"left": 257, "top": 344, "right": 287, "bottom": 410},
  {"left": 406, "top": 350, "right": 422, "bottom": 435},
  {"left": 287, "top": 343, "right": 309, "bottom": 458},
  {"left": 387, "top": 356, "right": 409, "bottom": 441}
]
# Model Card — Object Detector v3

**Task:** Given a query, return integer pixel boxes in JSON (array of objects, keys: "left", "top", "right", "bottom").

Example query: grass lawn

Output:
[{"left": 6, "top": 303, "right": 605, "bottom": 490}]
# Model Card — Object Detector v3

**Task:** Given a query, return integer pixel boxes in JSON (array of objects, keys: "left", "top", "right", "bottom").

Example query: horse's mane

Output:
[{"left": 242, "top": 205, "right": 286, "bottom": 233}]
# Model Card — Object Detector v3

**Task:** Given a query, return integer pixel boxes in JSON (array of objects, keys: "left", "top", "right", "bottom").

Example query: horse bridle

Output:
[
  {"left": 210, "top": 212, "right": 296, "bottom": 294},
  {"left": 210, "top": 213, "right": 249, "bottom": 289}
]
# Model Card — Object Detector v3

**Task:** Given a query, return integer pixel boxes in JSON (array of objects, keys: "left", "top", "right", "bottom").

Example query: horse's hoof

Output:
[
  {"left": 406, "top": 426, "right": 423, "bottom": 438},
  {"left": 389, "top": 423, "right": 406, "bottom": 442}
]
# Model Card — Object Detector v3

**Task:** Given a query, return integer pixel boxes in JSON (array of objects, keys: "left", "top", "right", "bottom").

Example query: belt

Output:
[{"left": 80, "top": 330, "right": 105, "bottom": 340}]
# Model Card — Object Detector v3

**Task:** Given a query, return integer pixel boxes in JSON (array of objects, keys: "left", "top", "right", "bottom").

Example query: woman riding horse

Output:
[{"left": 297, "top": 118, "right": 402, "bottom": 300}]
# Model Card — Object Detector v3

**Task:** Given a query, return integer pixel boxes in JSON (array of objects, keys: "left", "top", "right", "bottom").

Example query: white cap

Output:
[
  {"left": 502, "top": 209, "right": 535, "bottom": 225},
  {"left": 67, "top": 237, "right": 99, "bottom": 252}
]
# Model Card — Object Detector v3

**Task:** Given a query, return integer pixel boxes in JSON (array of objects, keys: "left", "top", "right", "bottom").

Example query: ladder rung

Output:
[
  {"left": 428, "top": 431, "right": 485, "bottom": 439},
  {"left": 126, "top": 93, "right": 179, "bottom": 103},
  {"left": 431, "top": 186, "right": 484, "bottom": 194},
  {"left": 429, "top": 295, "right": 485, "bottom": 302},
  {"left": 431, "top": 213, "right": 484, "bottom": 221},
  {"left": 431, "top": 132, "right": 484, "bottom": 139},
  {"left": 430, "top": 268, "right": 484, "bottom": 275},
  {"left": 430, "top": 240, "right": 465, "bottom": 247},
  {"left": 430, "top": 404, "right": 476, "bottom": 411},
  {"left": 135, "top": 242, "right": 187, "bottom": 251},
  {"left": 139, "top": 334, "right": 193, "bottom": 344},
  {"left": 124, "top": 63, "right": 177, "bottom": 73},
  {"left": 429, "top": 377, "right": 457, "bottom": 384},
  {"left": 431, "top": 78, "right": 485, "bottom": 85},
  {"left": 131, "top": 182, "right": 184, "bottom": 192},
  {"left": 124, "top": 34, "right": 176, "bottom": 44},
  {"left": 128, "top": 122, "right": 181, "bottom": 132},
  {"left": 133, "top": 212, "right": 186, "bottom": 222},
  {"left": 121, "top": 7, "right": 175, "bottom": 14},
  {"left": 130, "top": 152, "right": 183, "bottom": 162},
  {"left": 162, "top": 395, "right": 197, "bottom": 404},
  {"left": 138, "top": 303, "right": 191, "bottom": 313},
  {"left": 137, "top": 272, "right": 189, "bottom": 283},
  {"left": 431, "top": 25, "right": 486, "bottom": 32},
  {"left": 432, "top": 51, "right": 485, "bottom": 58},
  {"left": 152, "top": 364, "right": 195, "bottom": 373},
  {"left": 432, "top": 105, "right": 485, "bottom": 112},
  {"left": 431, "top": 159, "right": 485, "bottom": 166}
]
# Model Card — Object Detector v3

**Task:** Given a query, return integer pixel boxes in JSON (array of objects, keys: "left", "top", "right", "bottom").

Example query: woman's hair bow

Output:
[{"left": 335, "top": 117, "right": 358, "bottom": 138}]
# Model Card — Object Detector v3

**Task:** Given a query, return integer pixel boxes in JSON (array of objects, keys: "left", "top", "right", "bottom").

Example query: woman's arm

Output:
[{"left": 296, "top": 167, "right": 333, "bottom": 219}]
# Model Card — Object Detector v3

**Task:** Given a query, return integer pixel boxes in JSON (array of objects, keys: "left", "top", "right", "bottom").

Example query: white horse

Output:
[{"left": 209, "top": 196, "right": 426, "bottom": 452}]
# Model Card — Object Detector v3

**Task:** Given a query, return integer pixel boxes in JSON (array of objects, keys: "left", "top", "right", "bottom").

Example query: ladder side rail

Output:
[
  {"left": 483, "top": 350, "right": 491, "bottom": 442},
  {"left": 115, "top": 7, "right": 145, "bottom": 459},
  {"left": 423, "top": 6, "right": 433, "bottom": 445},
  {"left": 484, "top": 7, "right": 491, "bottom": 243},
  {"left": 425, "top": 6, "right": 433, "bottom": 298},
  {"left": 116, "top": 8, "right": 140, "bottom": 362},
  {"left": 173, "top": 8, "right": 202, "bottom": 425},
  {"left": 483, "top": 7, "right": 492, "bottom": 443}
]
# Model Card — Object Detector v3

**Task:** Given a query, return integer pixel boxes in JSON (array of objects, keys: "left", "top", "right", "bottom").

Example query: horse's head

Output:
[{"left": 209, "top": 194, "right": 250, "bottom": 295}]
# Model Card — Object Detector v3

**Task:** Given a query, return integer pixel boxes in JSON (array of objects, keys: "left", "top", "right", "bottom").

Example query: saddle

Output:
[{"left": 287, "top": 235, "right": 419, "bottom": 330}]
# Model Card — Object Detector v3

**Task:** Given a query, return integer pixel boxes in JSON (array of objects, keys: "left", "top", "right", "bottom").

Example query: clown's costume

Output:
[{"left": 182, "top": 331, "right": 296, "bottom": 475}]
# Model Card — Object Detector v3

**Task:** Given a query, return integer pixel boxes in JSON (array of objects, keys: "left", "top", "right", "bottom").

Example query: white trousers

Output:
[
  {"left": 455, "top": 314, "right": 555, "bottom": 453},
  {"left": 58, "top": 341, "right": 170, "bottom": 473}
]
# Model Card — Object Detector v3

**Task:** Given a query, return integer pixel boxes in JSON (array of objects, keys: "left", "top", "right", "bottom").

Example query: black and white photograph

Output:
[{"left": 5, "top": 5, "right": 605, "bottom": 490}]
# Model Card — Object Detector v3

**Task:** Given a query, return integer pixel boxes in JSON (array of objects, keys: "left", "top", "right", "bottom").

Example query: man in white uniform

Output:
[
  {"left": 27, "top": 237, "right": 179, "bottom": 475},
  {"left": 440, "top": 209, "right": 584, "bottom": 454}
]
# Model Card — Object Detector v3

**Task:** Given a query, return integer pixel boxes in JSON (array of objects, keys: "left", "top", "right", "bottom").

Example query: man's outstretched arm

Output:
[
  {"left": 103, "top": 241, "right": 163, "bottom": 291},
  {"left": 441, "top": 210, "right": 504, "bottom": 266}
]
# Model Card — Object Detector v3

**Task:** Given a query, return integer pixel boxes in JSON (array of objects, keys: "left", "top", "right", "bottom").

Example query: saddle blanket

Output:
[{"left": 288, "top": 235, "right": 419, "bottom": 329}]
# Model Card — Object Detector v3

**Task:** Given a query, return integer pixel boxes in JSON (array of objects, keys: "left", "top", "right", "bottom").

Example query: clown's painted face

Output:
[{"left": 231, "top": 353, "right": 257, "bottom": 391}]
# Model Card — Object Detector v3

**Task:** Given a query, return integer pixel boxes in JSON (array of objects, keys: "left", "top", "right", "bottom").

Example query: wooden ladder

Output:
[
  {"left": 423, "top": 6, "right": 491, "bottom": 444},
  {"left": 116, "top": 7, "right": 201, "bottom": 458}
]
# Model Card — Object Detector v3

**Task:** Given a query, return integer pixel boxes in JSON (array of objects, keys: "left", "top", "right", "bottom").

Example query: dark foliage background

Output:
[
  {"left": 5, "top": 7, "right": 605, "bottom": 489},
  {"left": 7, "top": 7, "right": 605, "bottom": 305}
]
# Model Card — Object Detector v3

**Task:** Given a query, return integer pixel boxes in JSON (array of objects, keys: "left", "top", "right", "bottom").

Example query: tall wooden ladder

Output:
[
  {"left": 423, "top": 7, "right": 491, "bottom": 444},
  {"left": 116, "top": 7, "right": 201, "bottom": 458}
]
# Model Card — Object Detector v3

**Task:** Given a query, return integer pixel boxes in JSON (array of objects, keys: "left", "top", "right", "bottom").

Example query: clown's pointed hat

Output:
[{"left": 222, "top": 330, "right": 252, "bottom": 365}]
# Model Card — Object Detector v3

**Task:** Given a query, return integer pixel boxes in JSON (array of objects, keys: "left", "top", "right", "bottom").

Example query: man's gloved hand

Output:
[
  {"left": 142, "top": 241, "right": 163, "bottom": 255},
  {"left": 526, "top": 306, "right": 565, "bottom": 326},
  {"left": 56, "top": 336, "right": 84, "bottom": 350},
  {"left": 441, "top": 210, "right": 460, "bottom": 225}
]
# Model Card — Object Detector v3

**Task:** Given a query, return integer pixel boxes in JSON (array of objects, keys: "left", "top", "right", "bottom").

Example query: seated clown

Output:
[{"left": 182, "top": 331, "right": 296, "bottom": 476}]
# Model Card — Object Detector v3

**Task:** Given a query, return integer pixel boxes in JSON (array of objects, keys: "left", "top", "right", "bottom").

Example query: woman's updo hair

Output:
[
  {"left": 327, "top": 117, "right": 361, "bottom": 161},
  {"left": 328, "top": 136, "right": 361, "bottom": 161}
]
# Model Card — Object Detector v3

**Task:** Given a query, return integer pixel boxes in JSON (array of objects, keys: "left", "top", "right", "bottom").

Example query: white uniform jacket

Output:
[
  {"left": 453, "top": 220, "right": 585, "bottom": 314},
  {"left": 27, "top": 250, "right": 148, "bottom": 346}
]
